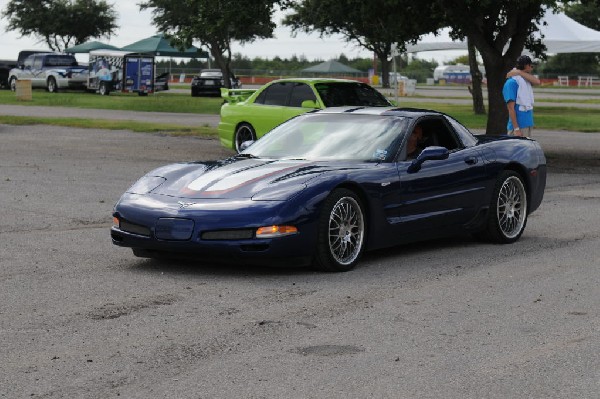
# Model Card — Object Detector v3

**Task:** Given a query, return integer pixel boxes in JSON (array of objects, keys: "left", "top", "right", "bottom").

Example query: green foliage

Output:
[
  {"left": 537, "top": 53, "right": 599, "bottom": 77},
  {"left": 403, "top": 58, "right": 439, "bottom": 83},
  {"left": 2, "top": 0, "right": 118, "bottom": 51},
  {"left": 139, "top": 0, "right": 282, "bottom": 87},
  {"left": 564, "top": 1, "right": 600, "bottom": 30},
  {"left": 284, "top": 0, "right": 442, "bottom": 87},
  {"left": 446, "top": 55, "right": 470, "bottom": 65}
]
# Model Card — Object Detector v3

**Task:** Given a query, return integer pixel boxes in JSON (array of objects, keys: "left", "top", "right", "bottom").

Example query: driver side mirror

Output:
[
  {"left": 407, "top": 146, "right": 449, "bottom": 173},
  {"left": 301, "top": 100, "right": 319, "bottom": 109}
]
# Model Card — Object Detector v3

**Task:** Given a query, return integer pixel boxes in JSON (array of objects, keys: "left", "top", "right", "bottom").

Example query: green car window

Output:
[
  {"left": 289, "top": 83, "right": 317, "bottom": 107},
  {"left": 315, "top": 82, "right": 390, "bottom": 107}
]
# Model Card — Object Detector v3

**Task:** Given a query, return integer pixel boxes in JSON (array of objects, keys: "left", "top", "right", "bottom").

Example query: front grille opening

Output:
[
  {"left": 201, "top": 229, "right": 254, "bottom": 240},
  {"left": 119, "top": 219, "right": 151, "bottom": 237}
]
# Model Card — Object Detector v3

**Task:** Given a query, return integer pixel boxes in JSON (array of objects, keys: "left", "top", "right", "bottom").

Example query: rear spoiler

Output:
[{"left": 221, "top": 88, "right": 256, "bottom": 104}]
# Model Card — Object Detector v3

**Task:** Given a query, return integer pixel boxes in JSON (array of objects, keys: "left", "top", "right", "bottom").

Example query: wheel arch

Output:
[
  {"left": 328, "top": 181, "right": 372, "bottom": 242},
  {"left": 503, "top": 162, "right": 532, "bottom": 213}
]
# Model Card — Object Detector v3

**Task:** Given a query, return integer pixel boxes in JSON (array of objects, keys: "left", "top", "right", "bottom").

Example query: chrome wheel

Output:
[
  {"left": 47, "top": 77, "right": 57, "bottom": 93},
  {"left": 328, "top": 196, "right": 364, "bottom": 265},
  {"left": 234, "top": 123, "right": 256, "bottom": 153},
  {"left": 314, "top": 189, "right": 366, "bottom": 272},
  {"left": 9, "top": 77, "right": 16, "bottom": 92},
  {"left": 497, "top": 175, "right": 527, "bottom": 239}
]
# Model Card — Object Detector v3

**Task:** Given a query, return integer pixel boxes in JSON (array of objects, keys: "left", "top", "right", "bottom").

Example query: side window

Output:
[
  {"left": 23, "top": 56, "right": 34, "bottom": 69},
  {"left": 446, "top": 116, "right": 478, "bottom": 147},
  {"left": 288, "top": 83, "right": 316, "bottom": 107},
  {"left": 261, "top": 82, "right": 293, "bottom": 106},
  {"left": 419, "top": 118, "right": 462, "bottom": 151},
  {"left": 32, "top": 56, "right": 43, "bottom": 70}
]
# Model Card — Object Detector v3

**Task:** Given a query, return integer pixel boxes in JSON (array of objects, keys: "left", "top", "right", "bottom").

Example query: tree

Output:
[
  {"left": 435, "top": 1, "right": 559, "bottom": 134},
  {"left": 467, "top": 39, "right": 485, "bottom": 115},
  {"left": 283, "top": 0, "right": 442, "bottom": 88},
  {"left": 2, "top": 0, "right": 118, "bottom": 51},
  {"left": 139, "top": 0, "right": 280, "bottom": 89}
]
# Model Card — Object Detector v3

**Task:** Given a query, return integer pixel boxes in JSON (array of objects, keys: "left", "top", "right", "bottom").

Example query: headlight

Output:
[{"left": 126, "top": 176, "right": 166, "bottom": 194}]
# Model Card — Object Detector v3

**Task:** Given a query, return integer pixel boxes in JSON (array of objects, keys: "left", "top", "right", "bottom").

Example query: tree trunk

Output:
[
  {"left": 378, "top": 53, "right": 391, "bottom": 88},
  {"left": 210, "top": 44, "right": 232, "bottom": 89},
  {"left": 467, "top": 40, "right": 486, "bottom": 115},
  {"left": 474, "top": 43, "right": 519, "bottom": 135}
]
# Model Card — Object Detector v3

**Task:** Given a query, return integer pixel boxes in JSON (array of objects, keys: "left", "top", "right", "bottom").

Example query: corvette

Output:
[{"left": 111, "top": 107, "right": 546, "bottom": 272}]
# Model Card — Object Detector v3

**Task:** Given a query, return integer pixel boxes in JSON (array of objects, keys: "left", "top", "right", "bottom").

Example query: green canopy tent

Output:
[
  {"left": 64, "top": 41, "right": 121, "bottom": 53},
  {"left": 300, "top": 60, "right": 362, "bottom": 75},
  {"left": 121, "top": 34, "right": 206, "bottom": 58}
]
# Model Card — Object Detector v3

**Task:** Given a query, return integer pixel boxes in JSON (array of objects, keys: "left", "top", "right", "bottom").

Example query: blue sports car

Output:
[{"left": 111, "top": 107, "right": 546, "bottom": 272}]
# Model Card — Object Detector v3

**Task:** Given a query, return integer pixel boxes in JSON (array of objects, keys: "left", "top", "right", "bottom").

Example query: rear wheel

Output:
[
  {"left": 482, "top": 171, "right": 528, "bottom": 243},
  {"left": 313, "top": 188, "right": 366, "bottom": 272},
  {"left": 47, "top": 77, "right": 58, "bottom": 93},
  {"left": 234, "top": 123, "right": 256, "bottom": 153}
]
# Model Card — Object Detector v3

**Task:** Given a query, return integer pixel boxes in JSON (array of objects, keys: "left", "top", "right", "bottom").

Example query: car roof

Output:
[
  {"left": 314, "top": 106, "right": 447, "bottom": 119},
  {"left": 267, "top": 78, "right": 365, "bottom": 84}
]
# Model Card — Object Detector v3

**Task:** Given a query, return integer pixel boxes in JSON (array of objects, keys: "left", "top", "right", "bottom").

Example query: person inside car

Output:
[{"left": 406, "top": 124, "right": 425, "bottom": 160}]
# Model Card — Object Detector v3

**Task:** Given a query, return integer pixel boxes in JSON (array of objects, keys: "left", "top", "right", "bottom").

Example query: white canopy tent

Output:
[{"left": 405, "top": 10, "right": 600, "bottom": 55}]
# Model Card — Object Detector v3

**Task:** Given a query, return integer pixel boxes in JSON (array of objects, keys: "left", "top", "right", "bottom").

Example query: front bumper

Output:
[{"left": 111, "top": 225, "right": 314, "bottom": 267}]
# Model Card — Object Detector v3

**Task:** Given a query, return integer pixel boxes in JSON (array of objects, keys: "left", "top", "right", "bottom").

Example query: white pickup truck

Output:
[{"left": 8, "top": 52, "right": 88, "bottom": 93}]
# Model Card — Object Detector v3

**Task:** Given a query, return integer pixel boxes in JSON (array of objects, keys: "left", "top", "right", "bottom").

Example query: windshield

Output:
[
  {"left": 314, "top": 82, "right": 391, "bottom": 107},
  {"left": 45, "top": 56, "right": 77, "bottom": 67},
  {"left": 242, "top": 113, "right": 406, "bottom": 162}
]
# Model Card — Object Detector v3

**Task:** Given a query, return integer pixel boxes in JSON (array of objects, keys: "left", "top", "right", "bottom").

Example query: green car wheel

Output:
[{"left": 235, "top": 123, "right": 256, "bottom": 153}]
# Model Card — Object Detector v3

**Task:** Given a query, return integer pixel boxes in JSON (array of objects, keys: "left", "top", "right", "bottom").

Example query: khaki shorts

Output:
[{"left": 508, "top": 127, "right": 532, "bottom": 137}]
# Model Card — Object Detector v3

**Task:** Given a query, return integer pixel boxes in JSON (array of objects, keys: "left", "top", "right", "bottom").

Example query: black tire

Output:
[
  {"left": 99, "top": 82, "right": 110, "bottom": 96},
  {"left": 47, "top": 77, "right": 58, "bottom": 93},
  {"left": 234, "top": 123, "right": 256, "bottom": 153},
  {"left": 313, "top": 188, "right": 366, "bottom": 272},
  {"left": 481, "top": 170, "right": 528, "bottom": 243},
  {"left": 9, "top": 77, "right": 17, "bottom": 92}
]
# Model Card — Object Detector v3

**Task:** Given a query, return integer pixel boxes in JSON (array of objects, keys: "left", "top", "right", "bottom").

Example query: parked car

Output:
[
  {"left": 8, "top": 53, "right": 87, "bottom": 92},
  {"left": 191, "top": 69, "right": 240, "bottom": 97},
  {"left": 218, "top": 78, "right": 392, "bottom": 152},
  {"left": 154, "top": 72, "right": 170, "bottom": 92},
  {"left": 111, "top": 107, "right": 546, "bottom": 272}
]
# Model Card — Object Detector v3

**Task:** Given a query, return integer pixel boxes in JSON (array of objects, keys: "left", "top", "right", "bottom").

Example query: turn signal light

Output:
[{"left": 256, "top": 225, "right": 298, "bottom": 238}]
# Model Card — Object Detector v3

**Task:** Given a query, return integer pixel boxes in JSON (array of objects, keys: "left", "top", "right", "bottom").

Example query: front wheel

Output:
[
  {"left": 234, "top": 123, "right": 256, "bottom": 153},
  {"left": 482, "top": 171, "right": 528, "bottom": 243},
  {"left": 313, "top": 189, "right": 366, "bottom": 272},
  {"left": 47, "top": 77, "right": 58, "bottom": 93},
  {"left": 9, "top": 77, "right": 17, "bottom": 92}
]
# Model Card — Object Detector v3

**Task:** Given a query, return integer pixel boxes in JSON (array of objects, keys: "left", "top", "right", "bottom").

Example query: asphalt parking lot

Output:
[{"left": 1, "top": 121, "right": 599, "bottom": 398}]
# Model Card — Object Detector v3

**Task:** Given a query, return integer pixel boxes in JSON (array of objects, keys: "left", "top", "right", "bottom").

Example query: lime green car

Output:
[{"left": 218, "top": 78, "right": 392, "bottom": 151}]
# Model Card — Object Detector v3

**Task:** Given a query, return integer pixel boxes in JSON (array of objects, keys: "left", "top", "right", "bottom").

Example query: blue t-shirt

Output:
[{"left": 503, "top": 78, "right": 534, "bottom": 130}]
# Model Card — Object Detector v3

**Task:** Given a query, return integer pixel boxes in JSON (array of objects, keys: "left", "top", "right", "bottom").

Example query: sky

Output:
[{"left": 0, "top": 1, "right": 464, "bottom": 64}]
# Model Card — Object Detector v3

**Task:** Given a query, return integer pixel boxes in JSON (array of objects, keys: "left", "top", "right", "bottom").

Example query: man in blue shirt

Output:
[{"left": 502, "top": 55, "right": 540, "bottom": 137}]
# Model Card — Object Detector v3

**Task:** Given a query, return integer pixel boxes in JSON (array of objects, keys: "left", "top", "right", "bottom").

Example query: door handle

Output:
[{"left": 464, "top": 156, "right": 478, "bottom": 165}]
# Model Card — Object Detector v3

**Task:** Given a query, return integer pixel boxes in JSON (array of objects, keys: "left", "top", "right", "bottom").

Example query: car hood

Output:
[{"left": 139, "top": 158, "right": 347, "bottom": 201}]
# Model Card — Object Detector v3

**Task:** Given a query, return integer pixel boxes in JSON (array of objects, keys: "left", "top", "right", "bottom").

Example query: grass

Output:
[
  {"left": 0, "top": 90, "right": 223, "bottom": 114},
  {"left": 0, "top": 115, "right": 218, "bottom": 137}
]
